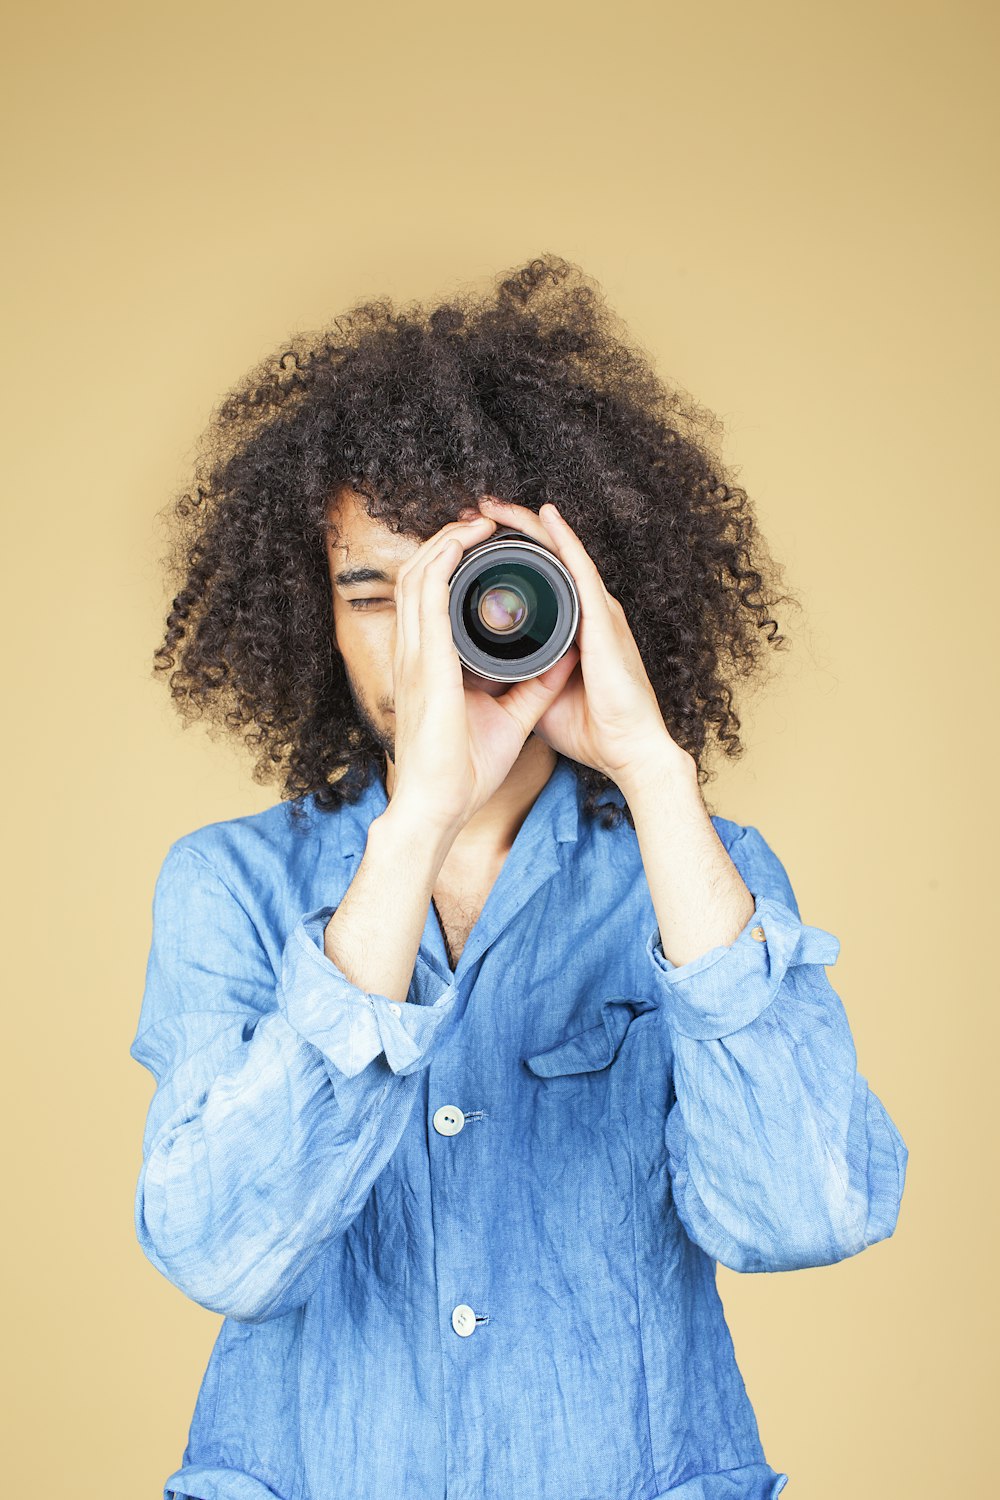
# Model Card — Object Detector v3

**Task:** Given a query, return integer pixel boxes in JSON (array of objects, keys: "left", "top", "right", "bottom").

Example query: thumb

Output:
[{"left": 497, "top": 645, "right": 579, "bottom": 737}]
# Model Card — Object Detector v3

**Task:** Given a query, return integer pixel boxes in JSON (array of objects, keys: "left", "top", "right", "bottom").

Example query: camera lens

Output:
[
  {"left": 448, "top": 528, "right": 579, "bottom": 683},
  {"left": 476, "top": 579, "right": 530, "bottom": 635},
  {"left": 464, "top": 565, "right": 557, "bottom": 660}
]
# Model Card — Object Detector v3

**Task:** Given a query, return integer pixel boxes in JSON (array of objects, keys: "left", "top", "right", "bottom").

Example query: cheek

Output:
[{"left": 334, "top": 608, "right": 396, "bottom": 667}]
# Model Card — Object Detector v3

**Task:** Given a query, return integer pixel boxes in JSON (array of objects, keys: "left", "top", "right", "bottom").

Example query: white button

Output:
[
  {"left": 451, "top": 1303, "right": 477, "bottom": 1336},
  {"left": 388, "top": 1002, "right": 402, "bottom": 1016},
  {"left": 433, "top": 1105, "right": 466, "bottom": 1137}
]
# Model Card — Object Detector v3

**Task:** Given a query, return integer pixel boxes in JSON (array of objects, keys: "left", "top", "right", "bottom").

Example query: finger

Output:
[
  {"left": 536, "top": 502, "right": 618, "bottom": 630},
  {"left": 482, "top": 495, "right": 612, "bottom": 622},
  {"left": 395, "top": 517, "right": 493, "bottom": 640},
  {"left": 416, "top": 533, "right": 470, "bottom": 669},
  {"left": 495, "top": 648, "right": 581, "bottom": 740},
  {"left": 538, "top": 503, "right": 606, "bottom": 586},
  {"left": 398, "top": 532, "right": 458, "bottom": 673},
  {"left": 397, "top": 518, "right": 493, "bottom": 673},
  {"left": 477, "top": 495, "right": 556, "bottom": 552},
  {"left": 395, "top": 513, "right": 494, "bottom": 593}
]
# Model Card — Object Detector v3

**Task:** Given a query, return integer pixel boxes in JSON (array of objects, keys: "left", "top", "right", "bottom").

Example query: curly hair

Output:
[{"left": 152, "top": 251, "right": 800, "bottom": 834}]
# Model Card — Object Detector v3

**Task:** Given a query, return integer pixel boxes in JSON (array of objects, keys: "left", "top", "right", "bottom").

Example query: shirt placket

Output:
[{"left": 417, "top": 825, "right": 569, "bottom": 1499}]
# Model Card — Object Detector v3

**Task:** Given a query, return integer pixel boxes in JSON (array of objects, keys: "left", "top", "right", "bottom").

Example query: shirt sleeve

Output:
[
  {"left": 129, "top": 842, "right": 459, "bottom": 1323},
  {"left": 644, "top": 823, "right": 909, "bottom": 1273}
]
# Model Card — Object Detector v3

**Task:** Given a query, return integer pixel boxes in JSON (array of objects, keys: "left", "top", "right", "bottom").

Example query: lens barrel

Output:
[{"left": 447, "top": 525, "right": 580, "bottom": 683}]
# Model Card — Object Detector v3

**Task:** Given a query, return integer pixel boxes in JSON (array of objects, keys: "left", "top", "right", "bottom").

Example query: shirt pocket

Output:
[
  {"left": 523, "top": 995, "right": 657, "bottom": 1078},
  {"left": 519, "top": 997, "right": 659, "bottom": 1253},
  {"left": 521, "top": 996, "right": 661, "bottom": 1150}
]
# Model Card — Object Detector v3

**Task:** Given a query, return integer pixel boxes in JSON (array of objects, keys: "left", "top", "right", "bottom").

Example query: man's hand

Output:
[
  {"left": 471, "top": 495, "right": 694, "bottom": 789},
  {"left": 388, "top": 510, "right": 580, "bottom": 836}
]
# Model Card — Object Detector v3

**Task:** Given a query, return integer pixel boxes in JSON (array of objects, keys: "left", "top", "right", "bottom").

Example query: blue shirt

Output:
[{"left": 130, "top": 752, "right": 908, "bottom": 1500}]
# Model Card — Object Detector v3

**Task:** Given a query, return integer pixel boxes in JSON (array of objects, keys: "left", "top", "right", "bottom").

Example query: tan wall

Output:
[{"left": 2, "top": 1, "right": 993, "bottom": 1494}]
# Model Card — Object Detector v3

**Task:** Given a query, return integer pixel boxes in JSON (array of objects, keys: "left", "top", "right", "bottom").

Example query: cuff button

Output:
[{"left": 751, "top": 925, "right": 766, "bottom": 941}]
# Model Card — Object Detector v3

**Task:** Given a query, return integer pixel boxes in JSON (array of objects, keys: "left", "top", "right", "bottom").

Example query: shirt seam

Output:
[
  {"left": 169, "top": 842, "right": 264, "bottom": 933},
  {"left": 134, "top": 846, "right": 276, "bottom": 1052},
  {"left": 624, "top": 1103, "right": 659, "bottom": 1489}
]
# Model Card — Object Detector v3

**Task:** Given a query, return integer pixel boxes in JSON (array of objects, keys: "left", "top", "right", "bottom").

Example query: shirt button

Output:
[
  {"left": 751, "top": 925, "right": 766, "bottom": 942},
  {"left": 433, "top": 1105, "right": 466, "bottom": 1136},
  {"left": 451, "top": 1303, "right": 477, "bottom": 1336},
  {"left": 388, "top": 1002, "right": 402, "bottom": 1016}
]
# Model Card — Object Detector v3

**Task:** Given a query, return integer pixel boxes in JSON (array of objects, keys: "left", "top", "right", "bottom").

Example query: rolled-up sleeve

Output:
[
  {"left": 282, "top": 905, "right": 458, "bottom": 1077},
  {"left": 130, "top": 842, "right": 457, "bottom": 1323},
  {"left": 645, "top": 823, "right": 909, "bottom": 1273}
]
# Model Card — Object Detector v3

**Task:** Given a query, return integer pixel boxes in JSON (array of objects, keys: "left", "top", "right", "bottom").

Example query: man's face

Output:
[{"left": 323, "top": 486, "right": 502, "bottom": 766}]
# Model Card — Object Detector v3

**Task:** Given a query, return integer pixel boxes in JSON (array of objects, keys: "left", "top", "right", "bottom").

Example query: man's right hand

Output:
[{"left": 387, "top": 511, "right": 580, "bottom": 836}]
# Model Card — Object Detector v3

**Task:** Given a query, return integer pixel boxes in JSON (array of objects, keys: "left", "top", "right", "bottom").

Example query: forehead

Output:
[{"left": 324, "top": 488, "right": 416, "bottom": 574}]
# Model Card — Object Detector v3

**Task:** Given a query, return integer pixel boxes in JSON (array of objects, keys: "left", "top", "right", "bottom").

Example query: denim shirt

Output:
[{"left": 130, "top": 753, "right": 908, "bottom": 1500}]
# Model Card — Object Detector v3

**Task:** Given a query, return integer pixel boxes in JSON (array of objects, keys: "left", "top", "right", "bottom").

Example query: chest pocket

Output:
[
  {"left": 523, "top": 995, "right": 657, "bottom": 1077},
  {"left": 518, "top": 996, "right": 660, "bottom": 1248}
]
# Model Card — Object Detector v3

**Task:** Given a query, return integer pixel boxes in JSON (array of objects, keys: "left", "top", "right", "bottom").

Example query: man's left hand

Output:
[{"left": 468, "top": 495, "right": 695, "bottom": 789}]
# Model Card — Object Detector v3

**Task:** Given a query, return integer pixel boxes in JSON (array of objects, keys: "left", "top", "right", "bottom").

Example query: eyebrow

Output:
[{"left": 332, "top": 565, "right": 395, "bottom": 588}]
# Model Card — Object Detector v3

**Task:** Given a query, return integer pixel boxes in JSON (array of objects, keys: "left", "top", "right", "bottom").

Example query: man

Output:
[{"left": 131, "top": 253, "right": 908, "bottom": 1500}]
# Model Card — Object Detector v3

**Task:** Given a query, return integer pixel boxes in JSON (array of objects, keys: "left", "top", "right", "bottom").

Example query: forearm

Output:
[
  {"left": 627, "top": 778, "right": 910, "bottom": 1271},
  {"left": 620, "top": 745, "right": 755, "bottom": 969},
  {"left": 324, "top": 801, "right": 458, "bottom": 1004},
  {"left": 136, "top": 1006, "right": 419, "bottom": 1320},
  {"left": 134, "top": 828, "right": 469, "bottom": 1324}
]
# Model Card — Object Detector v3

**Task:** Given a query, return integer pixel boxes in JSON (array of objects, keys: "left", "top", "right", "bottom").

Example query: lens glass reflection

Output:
[{"left": 461, "top": 564, "right": 558, "bottom": 660}]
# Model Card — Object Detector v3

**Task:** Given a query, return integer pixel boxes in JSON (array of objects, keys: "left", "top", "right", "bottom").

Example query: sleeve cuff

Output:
[
  {"left": 645, "top": 893, "right": 841, "bottom": 1040},
  {"left": 277, "top": 906, "right": 459, "bottom": 1078}
]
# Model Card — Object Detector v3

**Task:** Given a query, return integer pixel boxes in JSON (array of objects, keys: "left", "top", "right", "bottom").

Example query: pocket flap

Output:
[{"left": 524, "top": 996, "right": 655, "bottom": 1077}]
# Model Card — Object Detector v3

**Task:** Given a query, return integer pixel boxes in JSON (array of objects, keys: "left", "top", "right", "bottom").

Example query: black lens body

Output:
[{"left": 447, "top": 525, "right": 581, "bottom": 683}]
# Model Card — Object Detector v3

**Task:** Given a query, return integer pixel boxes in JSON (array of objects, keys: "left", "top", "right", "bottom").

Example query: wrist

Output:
[
  {"left": 616, "top": 740, "right": 699, "bottom": 803},
  {"left": 370, "top": 799, "right": 461, "bottom": 877}
]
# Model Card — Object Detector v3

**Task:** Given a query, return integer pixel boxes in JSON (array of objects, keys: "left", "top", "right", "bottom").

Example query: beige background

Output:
[{"left": 2, "top": 0, "right": 994, "bottom": 1495}]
